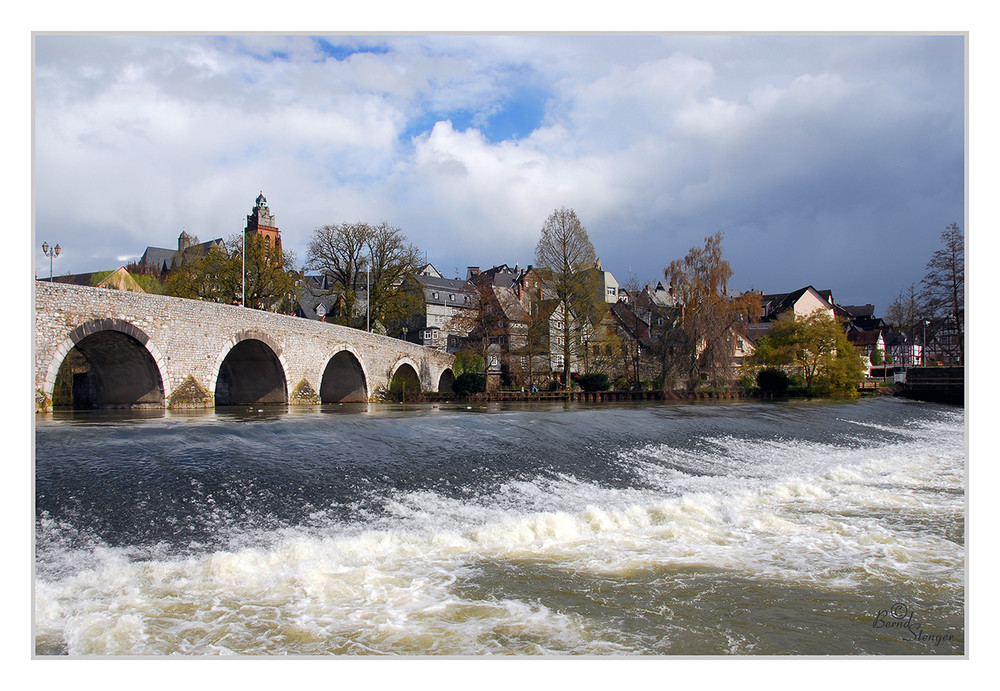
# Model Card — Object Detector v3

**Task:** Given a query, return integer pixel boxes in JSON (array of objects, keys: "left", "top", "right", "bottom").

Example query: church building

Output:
[{"left": 245, "top": 192, "right": 282, "bottom": 259}]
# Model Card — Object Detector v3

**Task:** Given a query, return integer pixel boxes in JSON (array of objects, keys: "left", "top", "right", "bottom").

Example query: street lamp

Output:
[
  {"left": 922, "top": 320, "right": 930, "bottom": 366},
  {"left": 41, "top": 241, "right": 61, "bottom": 282}
]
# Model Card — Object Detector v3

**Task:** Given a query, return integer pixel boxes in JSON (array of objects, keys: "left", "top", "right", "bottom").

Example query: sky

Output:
[{"left": 32, "top": 33, "right": 964, "bottom": 314}]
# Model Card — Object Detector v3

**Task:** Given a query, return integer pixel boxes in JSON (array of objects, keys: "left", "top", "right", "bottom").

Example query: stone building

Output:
[
  {"left": 137, "top": 231, "right": 225, "bottom": 278},
  {"left": 245, "top": 192, "right": 282, "bottom": 258}
]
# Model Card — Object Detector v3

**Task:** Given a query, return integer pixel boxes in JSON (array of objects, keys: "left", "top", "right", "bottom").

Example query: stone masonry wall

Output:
[{"left": 34, "top": 281, "right": 454, "bottom": 409}]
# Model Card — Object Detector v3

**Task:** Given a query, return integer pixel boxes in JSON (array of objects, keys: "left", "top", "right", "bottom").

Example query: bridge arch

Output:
[
  {"left": 388, "top": 357, "right": 422, "bottom": 398},
  {"left": 438, "top": 367, "right": 454, "bottom": 393},
  {"left": 212, "top": 329, "right": 289, "bottom": 406},
  {"left": 44, "top": 318, "right": 169, "bottom": 408},
  {"left": 319, "top": 346, "right": 370, "bottom": 402}
]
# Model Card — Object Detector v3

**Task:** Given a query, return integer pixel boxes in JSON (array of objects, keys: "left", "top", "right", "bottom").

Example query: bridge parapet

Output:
[{"left": 34, "top": 281, "right": 455, "bottom": 409}]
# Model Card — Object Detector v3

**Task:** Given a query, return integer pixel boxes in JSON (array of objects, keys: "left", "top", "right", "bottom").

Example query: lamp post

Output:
[
  {"left": 41, "top": 241, "right": 61, "bottom": 282},
  {"left": 923, "top": 320, "right": 930, "bottom": 366}
]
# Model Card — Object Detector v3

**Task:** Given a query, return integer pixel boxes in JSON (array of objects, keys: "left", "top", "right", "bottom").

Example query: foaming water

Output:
[{"left": 34, "top": 398, "right": 965, "bottom": 655}]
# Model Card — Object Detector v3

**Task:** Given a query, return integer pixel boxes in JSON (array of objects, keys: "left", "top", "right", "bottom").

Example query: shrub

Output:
[
  {"left": 756, "top": 368, "right": 791, "bottom": 395},
  {"left": 452, "top": 372, "right": 486, "bottom": 396},
  {"left": 577, "top": 373, "right": 611, "bottom": 392},
  {"left": 453, "top": 352, "right": 484, "bottom": 376}
]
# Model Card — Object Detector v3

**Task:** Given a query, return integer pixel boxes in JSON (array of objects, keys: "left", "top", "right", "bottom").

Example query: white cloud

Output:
[{"left": 33, "top": 34, "right": 964, "bottom": 308}]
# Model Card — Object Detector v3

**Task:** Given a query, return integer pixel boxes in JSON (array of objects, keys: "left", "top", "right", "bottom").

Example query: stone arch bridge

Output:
[{"left": 34, "top": 281, "right": 455, "bottom": 410}]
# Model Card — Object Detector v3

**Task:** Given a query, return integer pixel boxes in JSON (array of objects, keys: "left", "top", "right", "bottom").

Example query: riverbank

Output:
[{"left": 405, "top": 387, "right": 896, "bottom": 404}]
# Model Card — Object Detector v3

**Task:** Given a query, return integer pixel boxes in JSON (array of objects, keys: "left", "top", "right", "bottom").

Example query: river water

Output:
[{"left": 33, "top": 397, "right": 965, "bottom": 656}]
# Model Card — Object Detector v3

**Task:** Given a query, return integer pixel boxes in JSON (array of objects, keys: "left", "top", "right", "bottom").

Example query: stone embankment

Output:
[{"left": 896, "top": 367, "right": 964, "bottom": 405}]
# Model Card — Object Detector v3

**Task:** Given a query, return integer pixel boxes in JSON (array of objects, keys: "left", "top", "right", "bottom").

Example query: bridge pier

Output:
[{"left": 35, "top": 282, "right": 455, "bottom": 411}]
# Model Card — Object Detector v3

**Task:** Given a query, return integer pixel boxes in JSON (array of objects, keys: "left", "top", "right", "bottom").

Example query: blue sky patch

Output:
[
  {"left": 312, "top": 37, "right": 390, "bottom": 62},
  {"left": 404, "top": 85, "right": 549, "bottom": 144}
]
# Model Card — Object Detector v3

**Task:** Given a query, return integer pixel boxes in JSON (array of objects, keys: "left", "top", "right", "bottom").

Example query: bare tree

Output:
[
  {"left": 919, "top": 222, "right": 964, "bottom": 363},
  {"left": 366, "top": 222, "right": 424, "bottom": 329},
  {"left": 664, "top": 233, "right": 759, "bottom": 391},
  {"left": 306, "top": 221, "right": 423, "bottom": 330},
  {"left": 448, "top": 281, "right": 508, "bottom": 384},
  {"left": 534, "top": 207, "right": 602, "bottom": 387},
  {"left": 306, "top": 222, "right": 370, "bottom": 324},
  {"left": 885, "top": 283, "right": 922, "bottom": 333},
  {"left": 614, "top": 274, "right": 649, "bottom": 390}
]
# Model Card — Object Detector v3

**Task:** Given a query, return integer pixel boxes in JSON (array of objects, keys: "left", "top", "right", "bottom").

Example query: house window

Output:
[
  {"left": 607, "top": 287, "right": 616, "bottom": 297},
  {"left": 449, "top": 294, "right": 455, "bottom": 301},
  {"left": 432, "top": 291, "right": 439, "bottom": 300}
]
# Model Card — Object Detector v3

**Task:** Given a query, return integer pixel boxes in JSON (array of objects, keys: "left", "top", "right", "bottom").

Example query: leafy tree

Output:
[
  {"left": 919, "top": 222, "right": 964, "bottom": 363},
  {"left": 534, "top": 207, "right": 603, "bottom": 387},
  {"left": 748, "top": 312, "right": 865, "bottom": 397},
  {"left": 452, "top": 352, "right": 484, "bottom": 376},
  {"left": 163, "top": 233, "right": 298, "bottom": 312},
  {"left": 663, "top": 233, "right": 759, "bottom": 391},
  {"left": 234, "top": 233, "right": 298, "bottom": 311},
  {"left": 163, "top": 245, "right": 240, "bottom": 303}
]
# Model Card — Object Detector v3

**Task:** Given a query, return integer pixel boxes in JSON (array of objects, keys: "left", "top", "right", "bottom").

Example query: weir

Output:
[{"left": 34, "top": 281, "right": 455, "bottom": 410}]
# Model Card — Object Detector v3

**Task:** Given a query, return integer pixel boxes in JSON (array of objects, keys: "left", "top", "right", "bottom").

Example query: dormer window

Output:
[
  {"left": 432, "top": 291, "right": 439, "bottom": 300},
  {"left": 449, "top": 294, "right": 455, "bottom": 301}
]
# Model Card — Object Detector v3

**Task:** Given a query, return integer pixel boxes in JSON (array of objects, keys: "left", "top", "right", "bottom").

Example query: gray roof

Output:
[
  {"left": 139, "top": 247, "right": 177, "bottom": 273},
  {"left": 140, "top": 238, "right": 224, "bottom": 273},
  {"left": 413, "top": 274, "right": 475, "bottom": 306}
]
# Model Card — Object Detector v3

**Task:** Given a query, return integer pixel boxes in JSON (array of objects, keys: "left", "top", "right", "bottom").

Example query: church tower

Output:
[{"left": 245, "top": 192, "right": 282, "bottom": 258}]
